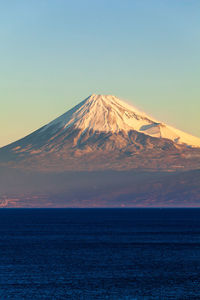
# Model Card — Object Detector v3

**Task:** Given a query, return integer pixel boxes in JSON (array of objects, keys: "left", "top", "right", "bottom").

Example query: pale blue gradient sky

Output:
[{"left": 0, "top": 0, "right": 200, "bottom": 146}]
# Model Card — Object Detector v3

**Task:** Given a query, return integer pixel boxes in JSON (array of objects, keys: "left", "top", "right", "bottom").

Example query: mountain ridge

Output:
[{"left": 0, "top": 94, "right": 200, "bottom": 172}]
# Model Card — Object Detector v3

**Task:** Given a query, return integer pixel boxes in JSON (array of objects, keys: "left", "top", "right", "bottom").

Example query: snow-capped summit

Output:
[
  {"left": 41, "top": 94, "right": 200, "bottom": 148},
  {"left": 42, "top": 94, "right": 152, "bottom": 133}
]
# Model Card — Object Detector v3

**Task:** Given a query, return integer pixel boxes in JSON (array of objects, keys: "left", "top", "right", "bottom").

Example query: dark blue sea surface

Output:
[{"left": 0, "top": 209, "right": 200, "bottom": 299}]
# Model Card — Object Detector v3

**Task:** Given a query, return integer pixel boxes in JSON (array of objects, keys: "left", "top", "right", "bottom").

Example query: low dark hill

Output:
[{"left": 0, "top": 167, "right": 199, "bottom": 207}]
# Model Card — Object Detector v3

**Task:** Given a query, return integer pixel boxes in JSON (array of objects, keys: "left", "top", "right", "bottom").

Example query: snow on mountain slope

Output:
[{"left": 41, "top": 94, "right": 200, "bottom": 148}]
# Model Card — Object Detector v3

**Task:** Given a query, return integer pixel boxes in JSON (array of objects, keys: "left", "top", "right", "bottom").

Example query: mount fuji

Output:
[
  {"left": 0, "top": 94, "right": 200, "bottom": 172},
  {"left": 1, "top": 94, "right": 200, "bottom": 207}
]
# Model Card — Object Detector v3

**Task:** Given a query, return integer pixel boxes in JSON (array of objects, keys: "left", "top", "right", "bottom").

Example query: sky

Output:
[{"left": 0, "top": 0, "right": 200, "bottom": 147}]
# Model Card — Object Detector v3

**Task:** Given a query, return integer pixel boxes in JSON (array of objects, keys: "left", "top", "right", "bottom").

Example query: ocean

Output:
[{"left": 0, "top": 208, "right": 200, "bottom": 299}]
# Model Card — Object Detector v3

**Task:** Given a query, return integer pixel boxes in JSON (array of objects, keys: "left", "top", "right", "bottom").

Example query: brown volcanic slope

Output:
[
  {"left": 1, "top": 127, "right": 200, "bottom": 172},
  {"left": 0, "top": 94, "right": 200, "bottom": 172}
]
